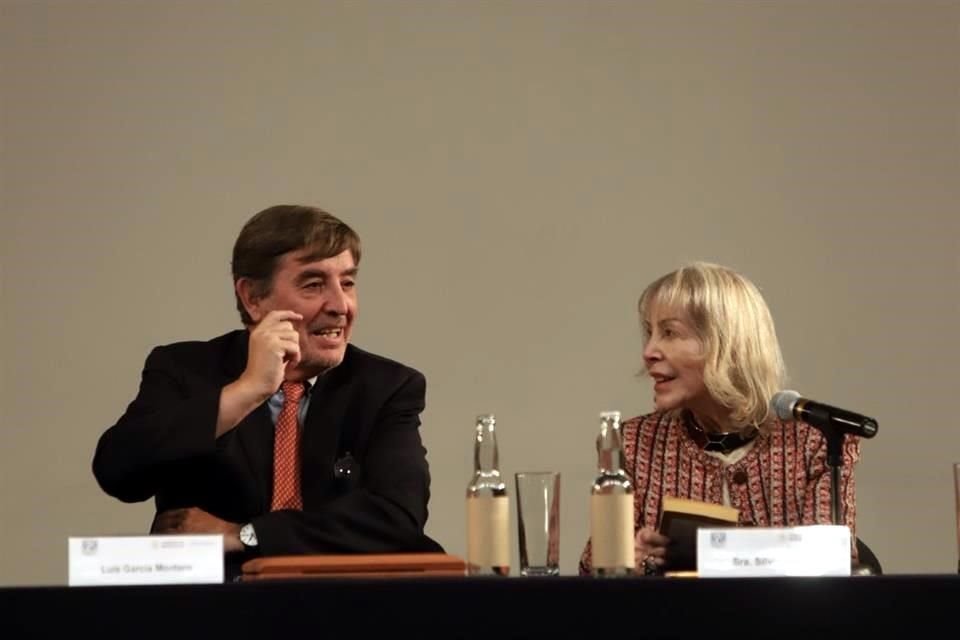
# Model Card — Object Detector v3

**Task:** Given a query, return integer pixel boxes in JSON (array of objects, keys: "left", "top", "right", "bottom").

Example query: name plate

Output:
[
  {"left": 68, "top": 535, "right": 224, "bottom": 586},
  {"left": 696, "top": 525, "right": 851, "bottom": 577}
]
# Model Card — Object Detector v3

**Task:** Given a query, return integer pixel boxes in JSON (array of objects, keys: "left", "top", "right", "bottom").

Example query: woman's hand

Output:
[{"left": 635, "top": 526, "right": 670, "bottom": 574}]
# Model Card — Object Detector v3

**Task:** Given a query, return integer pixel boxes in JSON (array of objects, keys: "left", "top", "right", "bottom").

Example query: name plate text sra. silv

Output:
[{"left": 696, "top": 525, "right": 851, "bottom": 577}]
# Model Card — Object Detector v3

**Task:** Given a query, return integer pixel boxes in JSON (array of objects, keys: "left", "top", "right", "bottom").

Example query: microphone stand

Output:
[
  {"left": 826, "top": 426, "right": 873, "bottom": 575},
  {"left": 824, "top": 425, "right": 844, "bottom": 526}
]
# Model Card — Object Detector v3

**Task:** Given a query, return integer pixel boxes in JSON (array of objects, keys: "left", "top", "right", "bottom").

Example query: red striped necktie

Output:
[{"left": 271, "top": 381, "right": 306, "bottom": 511}]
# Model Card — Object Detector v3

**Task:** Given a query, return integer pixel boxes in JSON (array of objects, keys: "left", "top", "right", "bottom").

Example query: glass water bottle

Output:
[
  {"left": 590, "top": 410, "right": 635, "bottom": 576},
  {"left": 465, "top": 413, "right": 510, "bottom": 576}
]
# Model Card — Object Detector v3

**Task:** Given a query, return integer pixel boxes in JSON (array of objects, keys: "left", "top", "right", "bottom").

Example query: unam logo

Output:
[
  {"left": 81, "top": 539, "right": 98, "bottom": 555},
  {"left": 710, "top": 532, "right": 726, "bottom": 547}
]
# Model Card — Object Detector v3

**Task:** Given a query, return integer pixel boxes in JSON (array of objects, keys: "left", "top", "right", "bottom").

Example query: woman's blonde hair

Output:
[{"left": 637, "top": 262, "right": 787, "bottom": 431}]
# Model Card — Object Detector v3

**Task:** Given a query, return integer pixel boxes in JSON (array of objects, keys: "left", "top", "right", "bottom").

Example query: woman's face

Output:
[{"left": 642, "top": 303, "right": 716, "bottom": 418}]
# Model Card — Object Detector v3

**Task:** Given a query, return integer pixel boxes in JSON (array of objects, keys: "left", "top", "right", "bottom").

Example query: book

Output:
[{"left": 657, "top": 496, "right": 739, "bottom": 572}]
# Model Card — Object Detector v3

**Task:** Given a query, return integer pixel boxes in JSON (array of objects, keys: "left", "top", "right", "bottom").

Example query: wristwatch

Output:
[{"left": 239, "top": 523, "right": 258, "bottom": 548}]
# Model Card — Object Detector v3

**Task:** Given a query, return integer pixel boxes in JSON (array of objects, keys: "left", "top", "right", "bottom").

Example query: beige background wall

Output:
[{"left": 2, "top": 0, "right": 958, "bottom": 585}]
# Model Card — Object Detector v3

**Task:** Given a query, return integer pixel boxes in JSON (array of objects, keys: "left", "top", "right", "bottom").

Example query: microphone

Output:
[{"left": 771, "top": 390, "right": 878, "bottom": 438}]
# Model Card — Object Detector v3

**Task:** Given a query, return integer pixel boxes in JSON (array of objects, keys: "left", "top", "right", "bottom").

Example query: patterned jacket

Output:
[{"left": 578, "top": 410, "right": 861, "bottom": 574}]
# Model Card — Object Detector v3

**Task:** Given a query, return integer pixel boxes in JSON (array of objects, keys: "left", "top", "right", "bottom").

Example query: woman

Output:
[{"left": 578, "top": 262, "right": 862, "bottom": 575}]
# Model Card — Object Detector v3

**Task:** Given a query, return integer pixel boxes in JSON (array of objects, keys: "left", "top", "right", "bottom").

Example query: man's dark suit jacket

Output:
[{"left": 92, "top": 329, "right": 443, "bottom": 564}]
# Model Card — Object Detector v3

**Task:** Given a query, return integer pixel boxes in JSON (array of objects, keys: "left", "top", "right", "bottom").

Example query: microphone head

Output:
[{"left": 771, "top": 390, "right": 801, "bottom": 420}]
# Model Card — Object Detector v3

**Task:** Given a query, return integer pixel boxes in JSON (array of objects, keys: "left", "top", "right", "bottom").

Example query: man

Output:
[{"left": 92, "top": 205, "right": 442, "bottom": 576}]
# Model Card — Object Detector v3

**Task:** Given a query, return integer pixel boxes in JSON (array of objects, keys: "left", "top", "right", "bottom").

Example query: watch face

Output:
[{"left": 240, "top": 524, "right": 257, "bottom": 546}]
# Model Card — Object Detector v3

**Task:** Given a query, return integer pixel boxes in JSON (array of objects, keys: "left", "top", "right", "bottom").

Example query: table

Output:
[{"left": 3, "top": 573, "right": 958, "bottom": 638}]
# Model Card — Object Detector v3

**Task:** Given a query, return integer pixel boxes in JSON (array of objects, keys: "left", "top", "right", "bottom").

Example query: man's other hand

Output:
[{"left": 153, "top": 507, "right": 243, "bottom": 553}]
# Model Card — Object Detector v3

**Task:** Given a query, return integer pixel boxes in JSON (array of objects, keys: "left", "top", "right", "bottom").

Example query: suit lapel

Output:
[
  {"left": 300, "top": 346, "right": 360, "bottom": 504},
  {"left": 221, "top": 330, "right": 275, "bottom": 512},
  {"left": 236, "top": 405, "right": 275, "bottom": 511}
]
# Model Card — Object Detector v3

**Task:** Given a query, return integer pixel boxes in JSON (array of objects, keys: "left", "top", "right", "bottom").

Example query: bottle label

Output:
[
  {"left": 466, "top": 495, "right": 510, "bottom": 567},
  {"left": 590, "top": 494, "right": 635, "bottom": 569}
]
